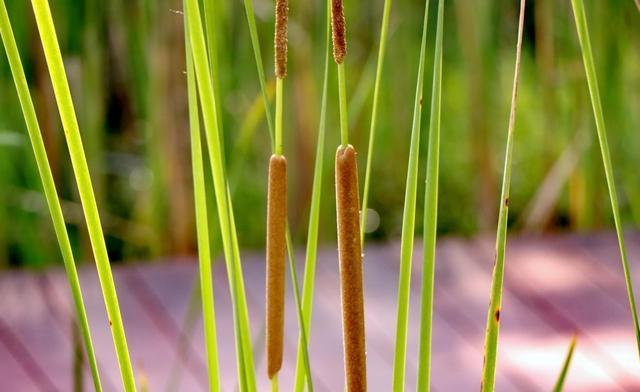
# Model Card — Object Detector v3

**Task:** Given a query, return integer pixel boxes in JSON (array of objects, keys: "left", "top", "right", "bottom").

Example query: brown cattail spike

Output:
[
  {"left": 274, "top": 0, "right": 289, "bottom": 79},
  {"left": 331, "top": 0, "right": 347, "bottom": 64},
  {"left": 266, "top": 154, "right": 287, "bottom": 378},
  {"left": 335, "top": 145, "right": 366, "bottom": 391}
]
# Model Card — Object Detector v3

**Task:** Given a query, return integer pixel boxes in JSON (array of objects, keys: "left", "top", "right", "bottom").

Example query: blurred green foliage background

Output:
[{"left": 1, "top": 0, "right": 639, "bottom": 267}]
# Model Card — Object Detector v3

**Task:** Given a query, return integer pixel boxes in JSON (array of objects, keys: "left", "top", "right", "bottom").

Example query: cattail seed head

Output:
[
  {"left": 331, "top": 0, "right": 347, "bottom": 64},
  {"left": 274, "top": 0, "right": 289, "bottom": 79},
  {"left": 335, "top": 145, "right": 366, "bottom": 390},
  {"left": 266, "top": 154, "right": 287, "bottom": 378}
]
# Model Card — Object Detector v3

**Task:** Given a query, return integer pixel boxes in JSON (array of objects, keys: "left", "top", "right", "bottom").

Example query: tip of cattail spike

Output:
[
  {"left": 274, "top": 0, "right": 289, "bottom": 79},
  {"left": 331, "top": 0, "right": 347, "bottom": 64}
]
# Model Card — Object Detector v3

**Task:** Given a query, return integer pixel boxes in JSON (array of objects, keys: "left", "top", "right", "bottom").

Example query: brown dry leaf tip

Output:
[
  {"left": 335, "top": 145, "right": 366, "bottom": 391},
  {"left": 266, "top": 154, "right": 287, "bottom": 378},
  {"left": 331, "top": 0, "right": 347, "bottom": 64},
  {"left": 274, "top": 0, "right": 289, "bottom": 79}
]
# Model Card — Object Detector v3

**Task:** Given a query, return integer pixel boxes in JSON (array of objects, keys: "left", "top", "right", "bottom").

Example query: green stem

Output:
[
  {"left": 338, "top": 63, "right": 349, "bottom": 147},
  {"left": 570, "top": 0, "right": 640, "bottom": 360},
  {"left": 185, "top": 13, "right": 221, "bottom": 391},
  {"left": 480, "top": 1, "right": 526, "bottom": 391},
  {"left": 360, "top": 0, "right": 392, "bottom": 243},
  {"left": 0, "top": 2, "right": 102, "bottom": 391},
  {"left": 391, "top": 0, "right": 430, "bottom": 389},
  {"left": 275, "top": 78, "right": 284, "bottom": 156},
  {"left": 552, "top": 334, "right": 578, "bottom": 392},
  {"left": 29, "top": 1, "right": 136, "bottom": 390},
  {"left": 416, "top": 0, "right": 444, "bottom": 390}
]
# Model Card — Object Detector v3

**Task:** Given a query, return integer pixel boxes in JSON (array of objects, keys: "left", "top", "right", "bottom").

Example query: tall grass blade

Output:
[
  {"left": 570, "top": 0, "right": 640, "bottom": 361},
  {"left": 241, "top": 0, "right": 275, "bottom": 150},
  {"left": 0, "top": 2, "right": 103, "bottom": 390},
  {"left": 391, "top": 0, "right": 430, "bottom": 389},
  {"left": 286, "top": 227, "right": 314, "bottom": 392},
  {"left": 293, "top": 1, "right": 331, "bottom": 389},
  {"left": 360, "top": 0, "right": 392, "bottom": 244},
  {"left": 185, "top": 13, "right": 221, "bottom": 391},
  {"left": 202, "top": 0, "right": 226, "bottom": 141},
  {"left": 552, "top": 334, "right": 578, "bottom": 392},
  {"left": 184, "top": 0, "right": 257, "bottom": 389},
  {"left": 480, "top": 1, "right": 526, "bottom": 391},
  {"left": 416, "top": 0, "right": 444, "bottom": 389},
  {"left": 227, "top": 185, "right": 258, "bottom": 390},
  {"left": 29, "top": 0, "right": 136, "bottom": 390}
]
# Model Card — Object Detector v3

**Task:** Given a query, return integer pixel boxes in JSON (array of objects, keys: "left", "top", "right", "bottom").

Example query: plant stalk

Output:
[
  {"left": 391, "top": 0, "right": 430, "bottom": 389},
  {"left": 185, "top": 12, "right": 221, "bottom": 391},
  {"left": 29, "top": 0, "right": 136, "bottom": 389},
  {"left": 416, "top": 0, "right": 444, "bottom": 390},
  {"left": 480, "top": 1, "right": 526, "bottom": 391},
  {"left": 570, "top": 0, "right": 640, "bottom": 361},
  {"left": 360, "top": 0, "right": 393, "bottom": 243},
  {"left": 293, "top": 1, "right": 331, "bottom": 388},
  {"left": 0, "top": 2, "right": 102, "bottom": 390}
]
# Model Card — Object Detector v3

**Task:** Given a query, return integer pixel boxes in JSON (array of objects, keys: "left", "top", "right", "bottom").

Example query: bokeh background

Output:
[{"left": 1, "top": 0, "right": 639, "bottom": 267}]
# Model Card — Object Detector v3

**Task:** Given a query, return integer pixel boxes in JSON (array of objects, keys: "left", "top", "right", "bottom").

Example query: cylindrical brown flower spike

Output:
[
  {"left": 335, "top": 145, "right": 367, "bottom": 391},
  {"left": 274, "top": 0, "right": 288, "bottom": 79},
  {"left": 266, "top": 154, "right": 287, "bottom": 379},
  {"left": 331, "top": 0, "right": 347, "bottom": 64}
]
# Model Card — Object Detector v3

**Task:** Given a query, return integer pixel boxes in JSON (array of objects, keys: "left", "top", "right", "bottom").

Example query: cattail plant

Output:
[
  {"left": 237, "top": 0, "right": 312, "bottom": 388},
  {"left": 480, "top": 1, "right": 526, "bottom": 391},
  {"left": 331, "top": 0, "right": 367, "bottom": 389},
  {"left": 265, "top": 0, "right": 289, "bottom": 387}
]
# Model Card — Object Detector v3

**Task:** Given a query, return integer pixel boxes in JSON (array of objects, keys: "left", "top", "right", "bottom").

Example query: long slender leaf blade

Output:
[
  {"left": 29, "top": 1, "right": 136, "bottom": 390},
  {"left": 184, "top": 0, "right": 257, "bottom": 389},
  {"left": 241, "top": 0, "right": 275, "bottom": 150},
  {"left": 286, "top": 227, "right": 314, "bottom": 391},
  {"left": 360, "top": 0, "right": 392, "bottom": 244},
  {"left": 552, "top": 334, "right": 578, "bottom": 392},
  {"left": 480, "top": 1, "right": 526, "bottom": 391},
  {"left": 185, "top": 12, "right": 221, "bottom": 391},
  {"left": 292, "top": 2, "right": 331, "bottom": 390},
  {"left": 570, "top": 0, "right": 640, "bottom": 359},
  {"left": 416, "top": 0, "right": 444, "bottom": 389},
  {"left": 391, "top": 0, "right": 430, "bottom": 389},
  {"left": 0, "top": 2, "right": 103, "bottom": 390}
]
